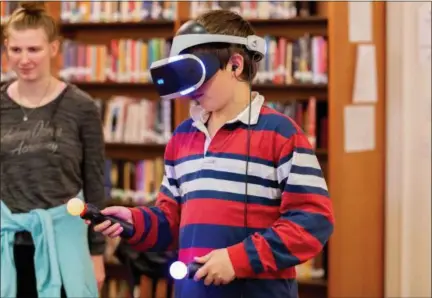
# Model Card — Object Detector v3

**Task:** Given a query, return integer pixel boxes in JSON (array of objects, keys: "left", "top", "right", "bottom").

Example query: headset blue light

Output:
[{"left": 157, "top": 79, "right": 164, "bottom": 85}]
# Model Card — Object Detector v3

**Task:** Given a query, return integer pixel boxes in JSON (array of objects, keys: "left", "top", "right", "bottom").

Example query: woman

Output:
[{"left": 1, "top": 2, "right": 106, "bottom": 297}]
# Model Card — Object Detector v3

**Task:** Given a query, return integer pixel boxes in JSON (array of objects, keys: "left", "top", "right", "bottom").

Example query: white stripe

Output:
[
  {"left": 167, "top": 156, "right": 277, "bottom": 182},
  {"left": 293, "top": 152, "right": 322, "bottom": 170},
  {"left": 277, "top": 152, "right": 322, "bottom": 182},
  {"left": 166, "top": 158, "right": 202, "bottom": 180},
  {"left": 277, "top": 158, "right": 293, "bottom": 184},
  {"left": 180, "top": 178, "right": 281, "bottom": 200},
  {"left": 287, "top": 173, "right": 328, "bottom": 191},
  {"left": 203, "top": 157, "right": 276, "bottom": 180}
]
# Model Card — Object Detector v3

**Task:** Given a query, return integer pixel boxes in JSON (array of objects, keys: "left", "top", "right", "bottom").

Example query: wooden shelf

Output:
[
  {"left": 61, "top": 20, "right": 175, "bottom": 30},
  {"left": 105, "top": 143, "right": 166, "bottom": 160},
  {"left": 60, "top": 20, "right": 174, "bottom": 40},
  {"left": 254, "top": 83, "right": 327, "bottom": 100},
  {"left": 71, "top": 81, "right": 327, "bottom": 100}
]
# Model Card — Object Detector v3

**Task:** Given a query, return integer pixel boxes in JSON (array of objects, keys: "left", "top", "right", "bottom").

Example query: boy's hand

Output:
[
  {"left": 85, "top": 206, "right": 133, "bottom": 238},
  {"left": 194, "top": 248, "right": 236, "bottom": 286}
]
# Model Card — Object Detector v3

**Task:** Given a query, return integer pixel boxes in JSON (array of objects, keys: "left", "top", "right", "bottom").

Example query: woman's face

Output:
[{"left": 5, "top": 27, "right": 58, "bottom": 82}]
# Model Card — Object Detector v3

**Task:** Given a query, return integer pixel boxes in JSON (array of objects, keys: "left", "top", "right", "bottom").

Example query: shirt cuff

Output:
[
  {"left": 126, "top": 207, "right": 146, "bottom": 245},
  {"left": 227, "top": 241, "right": 255, "bottom": 278}
]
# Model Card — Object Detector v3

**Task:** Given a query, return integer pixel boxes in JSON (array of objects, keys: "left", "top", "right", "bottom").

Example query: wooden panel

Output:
[
  {"left": 298, "top": 279, "right": 327, "bottom": 298},
  {"left": 327, "top": 2, "right": 385, "bottom": 297}
]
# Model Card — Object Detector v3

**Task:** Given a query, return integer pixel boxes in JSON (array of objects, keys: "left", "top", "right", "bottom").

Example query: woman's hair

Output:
[{"left": 3, "top": 1, "right": 59, "bottom": 42}]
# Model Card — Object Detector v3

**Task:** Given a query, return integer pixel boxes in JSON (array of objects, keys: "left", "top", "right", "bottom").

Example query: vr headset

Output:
[{"left": 149, "top": 20, "right": 267, "bottom": 100}]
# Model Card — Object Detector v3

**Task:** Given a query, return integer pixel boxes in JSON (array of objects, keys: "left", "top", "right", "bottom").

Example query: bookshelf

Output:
[{"left": 1, "top": 1, "right": 386, "bottom": 298}]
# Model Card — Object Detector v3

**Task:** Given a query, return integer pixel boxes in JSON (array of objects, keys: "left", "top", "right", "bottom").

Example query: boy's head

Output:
[{"left": 181, "top": 10, "right": 260, "bottom": 112}]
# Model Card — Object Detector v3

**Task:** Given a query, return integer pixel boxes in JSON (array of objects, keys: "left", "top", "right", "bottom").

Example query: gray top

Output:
[{"left": 0, "top": 81, "right": 106, "bottom": 255}]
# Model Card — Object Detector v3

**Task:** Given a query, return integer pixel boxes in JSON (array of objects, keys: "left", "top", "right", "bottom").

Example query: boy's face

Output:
[{"left": 186, "top": 64, "right": 236, "bottom": 112}]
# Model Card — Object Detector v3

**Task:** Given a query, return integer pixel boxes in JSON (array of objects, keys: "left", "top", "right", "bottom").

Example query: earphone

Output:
[{"left": 232, "top": 64, "right": 238, "bottom": 71}]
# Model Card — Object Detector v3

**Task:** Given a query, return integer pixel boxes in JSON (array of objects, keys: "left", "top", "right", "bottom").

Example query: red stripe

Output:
[
  {"left": 251, "top": 232, "right": 278, "bottom": 272},
  {"left": 130, "top": 207, "right": 159, "bottom": 251},
  {"left": 294, "top": 133, "right": 313, "bottom": 151},
  {"left": 210, "top": 129, "right": 294, "bottom": 163},
  {"left": 180, "top": 199, "right": 280, "bottom": 229},
  {"left": 178, "top": 247, "right": 213, "bottom": 263},
  {"left": 170, "top": 133, "right": 206, "bottom": 160},
  {"left": 156, "top": 192, "right": 181, "bottom": 248},
  {"left": 126, "top": 207, "right": 145, "bottom": 246},
  {"left": 281, "top": 193, "right": 334, "bottom": 223},
  {"left": 275, "top": 219, "right": 323, "bottom": 263}
]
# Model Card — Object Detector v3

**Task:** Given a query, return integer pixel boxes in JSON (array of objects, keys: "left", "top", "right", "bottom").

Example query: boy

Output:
[{"left": 93, "top": 10, "right": 334, "bottom": 298}]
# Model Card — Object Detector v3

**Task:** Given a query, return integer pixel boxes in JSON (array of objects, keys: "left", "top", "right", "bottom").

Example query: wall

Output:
[{"left": 386, "top": 2, "right": 431, "bottom": 298}]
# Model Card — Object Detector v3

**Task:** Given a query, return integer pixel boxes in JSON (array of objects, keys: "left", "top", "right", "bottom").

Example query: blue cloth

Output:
[{"left": 1, "top": 193, "right": 98, "bottom": 298}]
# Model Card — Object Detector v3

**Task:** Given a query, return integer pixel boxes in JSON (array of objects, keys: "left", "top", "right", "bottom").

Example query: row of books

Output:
[
  {"left": 2, "top": 1, "right": 319, "bottom": 24},
  {"left": 57, "top": 35, "right": 327, "bottom": 85},
  {"left": 256, "top": 34, "right": 328, "bottom": 85},
  {"left": 266, "top": 97, "right": 328, "bottom": 150},
  {"left": 99, "top": 96, "right": 172, "bottom": 145},
  {"left": 105, "top": 158, "right": 164, "bottom": 204},
  {"left": 190, "top": 1, "right": 318, "bottom": 19},
  {"left": 60, "top": 38, "right": 171, "bottom": 83},
  {"left": 60, "top": 1, "right": 177, "bottom": 23}
]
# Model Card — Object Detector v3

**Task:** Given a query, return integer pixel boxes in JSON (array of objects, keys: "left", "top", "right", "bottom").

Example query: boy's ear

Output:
[{"left": 229, "top": 53, "right": 244, "bottom": 75}]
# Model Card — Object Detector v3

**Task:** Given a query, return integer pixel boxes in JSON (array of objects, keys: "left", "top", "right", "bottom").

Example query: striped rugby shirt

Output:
[{"left": 127, "top": 92, "right": 334, "bottom": 298}]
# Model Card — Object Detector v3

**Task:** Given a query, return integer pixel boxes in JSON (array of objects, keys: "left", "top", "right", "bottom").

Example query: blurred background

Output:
[{"left": 1, "top": 1, "right": 430, "bottom": 298}]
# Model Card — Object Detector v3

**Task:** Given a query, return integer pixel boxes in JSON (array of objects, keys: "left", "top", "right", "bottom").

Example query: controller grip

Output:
[
  {"left": 81, "top": 204, "right": 135, "bottom": 239},
  {"left": 187, "top": 261, "right": 203, "bottom": 278}
]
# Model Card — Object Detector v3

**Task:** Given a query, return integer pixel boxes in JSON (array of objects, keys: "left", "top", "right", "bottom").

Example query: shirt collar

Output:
[{"left": 190, "top": 92, "right": 265, "bottom": 128}]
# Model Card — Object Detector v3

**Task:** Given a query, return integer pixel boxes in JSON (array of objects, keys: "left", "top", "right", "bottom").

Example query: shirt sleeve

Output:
[
  {"left": 80, "top": 99, "right": 106, "bottom": 255},
  {"left": 226, "top": 131, "right": 334, "bottom": 278},
  {"left": 125, "top": 138, "right": 181, "bottom": 252}
]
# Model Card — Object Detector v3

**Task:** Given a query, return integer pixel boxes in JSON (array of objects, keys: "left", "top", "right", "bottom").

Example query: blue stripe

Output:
[
  {"left": 222, "top": 113, "right": 298, "bottom": 140},
  {"left": 135, "top": 208, "right": 152, "bottom": 245},
  {"left": 244, "top": 237, "right": 264, "bottom": 274},
  {"left": 173, "top": 118, "right": 196, "bottom": 134},
  {"left": 148, "top": 207, "right": 173, "bottom": 251},
  {"left": 179, "top": 224, "right": 266, "bottom": 249},
  {"left": 291, "top": 165, "right": 323, "bottom": 177},
  {"left": 281, "top": 210, "right": 334, "bottom": 245},
  {"left": 278, "top": 151, "right": 293, "bottom": 166},
  {"left": 259, "top": 227, "right": 301, "bottom": 269},
  {"left": 167, "top": 177, "right": 180, "bottom": 189},
  {"left": 160, "top": 185, "right": 181, "bottom": 205},
  {"left": 285, "top": 184, "right": 329, "bottom": 198},
  {"left": 166, "top": 154, "right": 203, "bottom": 166},
  {"left": 206, "top": 152, "right": 275, "bottom": 167},
  {"left": 177, "top": 169, "right": 279, "bottom": 189},
  {"left": 183, "top": 190, "right": 281, "bottom": 206},
  {"left": 296, "top": 147, "right": 315, "bottom": 154}
]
